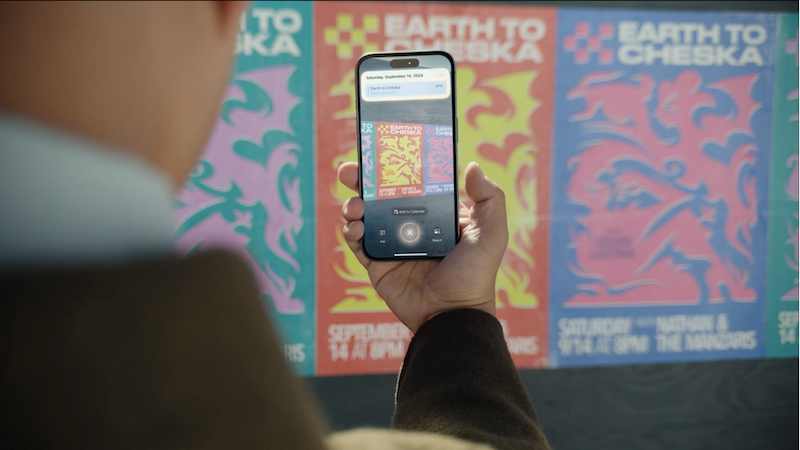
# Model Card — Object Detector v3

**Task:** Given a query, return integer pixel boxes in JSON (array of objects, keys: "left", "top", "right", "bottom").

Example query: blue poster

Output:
[
  {"left": 549, "top": 9, "right": 775, "bottom": 367},
  {"left": 172, "top": 1, "right": 315, "bottom": 374},
  {"left": 361, "top": 121, "right": 376, "bottom": 200}
]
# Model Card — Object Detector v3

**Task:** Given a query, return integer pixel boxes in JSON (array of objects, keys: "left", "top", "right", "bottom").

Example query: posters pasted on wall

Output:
[
  {"left": 169, "top": 2, "right": 797, "bottom": 376},
  {"left": 172, "top": 1, "right": 316, "bottom": 375},
  {"left": 766, "top": 13, "right": 799, "bottom": 358},
  {"left": 549, "top": 9, "right": 776, "bottom": 367},
  {"left": 315, "top": 1, "right": 554, "bottom": 375}
]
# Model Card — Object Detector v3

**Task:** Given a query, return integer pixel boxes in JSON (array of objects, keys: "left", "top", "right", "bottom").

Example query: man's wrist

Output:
[{"left": 422, "top": 303, "right": 497, "bottom": 329}]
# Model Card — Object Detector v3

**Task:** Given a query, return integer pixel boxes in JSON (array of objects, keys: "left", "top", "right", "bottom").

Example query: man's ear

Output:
[{"left": 214, "top": 1, "right": 249, "bottom": 36}]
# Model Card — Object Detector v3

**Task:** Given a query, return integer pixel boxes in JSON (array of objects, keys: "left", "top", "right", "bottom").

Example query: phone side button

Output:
[{"left": 456, "top": 117, "right": 458, "bottom": 143}]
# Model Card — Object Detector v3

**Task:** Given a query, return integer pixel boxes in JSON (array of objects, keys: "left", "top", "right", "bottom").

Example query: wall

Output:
[
  {"left": 172, "top": 1, "right": 799, "bottom": 447},
  {"left": 309, "top": 358, "right": 798, "bottom": 449}
]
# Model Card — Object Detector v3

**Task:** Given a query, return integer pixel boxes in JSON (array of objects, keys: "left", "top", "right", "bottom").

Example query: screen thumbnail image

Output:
[{"left": 361, "top": 121, "right": 454, "bottom": 200}]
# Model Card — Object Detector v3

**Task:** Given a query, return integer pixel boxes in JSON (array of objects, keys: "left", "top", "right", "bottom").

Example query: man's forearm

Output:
[{"left": 391, "top": 309, "right": 551, "bottom": 450}]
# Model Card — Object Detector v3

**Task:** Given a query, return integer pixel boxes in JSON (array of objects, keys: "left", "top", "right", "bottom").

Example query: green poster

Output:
[
  {"left": 766, "top": 13, "right": 799, "bottom": 358},
  {"left": 172, "top": 1, "right": 316, "bottom": 374}
]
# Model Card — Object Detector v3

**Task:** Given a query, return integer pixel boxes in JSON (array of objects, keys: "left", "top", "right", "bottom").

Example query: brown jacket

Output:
[{"left": 0, "top": 251, "right": 549, "bottom": 450}]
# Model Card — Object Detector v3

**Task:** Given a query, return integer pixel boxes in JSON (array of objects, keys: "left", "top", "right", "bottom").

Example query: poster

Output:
[
  {"left": 550, "top": 9, "right": 775, "bottom": 367},
  {"left": 315, "top": 1, "right": 554, "bottom": 375},
  {"left": 423, "top": 124, "right": 456, "bottom": 195},
  {"left": 374, "top": 122, "right": 425, "bottom": 199},
  {"left": 364, "top": 121, "right": 454, "bottom": 200},
  {"left": 765, "top": 13, "right": 799, "bottom": 358},
  {"left": 172, "top": 1, "right": 316, "bottom": 375}
]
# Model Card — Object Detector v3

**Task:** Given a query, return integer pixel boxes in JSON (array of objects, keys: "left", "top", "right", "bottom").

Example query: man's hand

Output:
[{"left": 338, "top": 161, "right": 509, "bottom": 333}]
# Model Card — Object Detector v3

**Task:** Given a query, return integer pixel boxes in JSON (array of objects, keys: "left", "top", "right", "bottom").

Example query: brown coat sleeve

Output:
[
  {"left": 0, "top": 251, "right": 328, "bottom": 450},
  {"left": 391, "top": 309, "right": 551, "bottom": 450}
]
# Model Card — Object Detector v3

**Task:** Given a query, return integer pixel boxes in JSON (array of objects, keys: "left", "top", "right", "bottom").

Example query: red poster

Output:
[{"left": 315, "top": 1, "right": 555, "bottom": 375}]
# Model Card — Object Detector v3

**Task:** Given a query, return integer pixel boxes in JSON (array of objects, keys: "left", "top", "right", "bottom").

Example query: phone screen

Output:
[{"left": 357, "top": 53, "right": 458, "bottom": 260}]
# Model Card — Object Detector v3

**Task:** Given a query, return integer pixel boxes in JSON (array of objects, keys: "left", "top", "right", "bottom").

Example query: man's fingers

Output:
[
  {"left": 458, "top": 201, "right": 470, "bottom": 219},
  {"left": 343, "top": 220, "right": 371, "bottom": 269},
  {"left": 459, "top": 217, "right": 471, "bottom": 233},
  {"left": 343, "top": 219, "right": 365, "bottom": 243},
  {"left": 341, "top": 193, "right": 369, "bottom": 268},
  {"left": 338, "top": 162, "right": 359, "bottom": 193},
  {"left": 342, "top": 197, "right": 364, "bottom": 222}
]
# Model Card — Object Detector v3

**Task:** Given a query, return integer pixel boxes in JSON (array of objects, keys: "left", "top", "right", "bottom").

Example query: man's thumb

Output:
[
  {"left": 465, "top": 162, "right": 502, "bottom": 205},
  {"left": 464, "top": 162, "right": 508, "bottom": 240}
]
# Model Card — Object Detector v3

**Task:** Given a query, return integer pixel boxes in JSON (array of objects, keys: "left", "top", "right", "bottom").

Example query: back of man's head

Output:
[{"left": 0, "top": 1, "right": 249, "bottom": 189}]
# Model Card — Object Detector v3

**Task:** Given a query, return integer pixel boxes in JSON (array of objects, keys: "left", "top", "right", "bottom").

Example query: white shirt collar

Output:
[{"left": 0, "top": 112, "right": 176, "bottom": 268}]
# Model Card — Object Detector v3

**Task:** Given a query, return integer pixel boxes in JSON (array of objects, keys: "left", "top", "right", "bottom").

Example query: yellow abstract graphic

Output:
[
  {"left": 456, "top": 67, "right": 542, "bottom": 309},
  {"left": 329, "top": 71, "right": 356, "bottom": 121},
  {"left": 378, "top": 135, "right": 422, "bottom": 186},
  {"left": 328, "top": 71, "right": 389, "bottom": 313},
  {"left": 327, "top": 64, "right": 543, "bottom": 312},
  {"left": 323, "top": 13, "right": 379, "bottom": 59},
  {"left": 331, "top": 225, "right": 391, "bottom": 312}
]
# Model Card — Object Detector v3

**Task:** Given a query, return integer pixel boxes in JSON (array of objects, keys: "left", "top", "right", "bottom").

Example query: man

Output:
[{"left": 0, "top": 2, "right": 550, "bottom": 449}]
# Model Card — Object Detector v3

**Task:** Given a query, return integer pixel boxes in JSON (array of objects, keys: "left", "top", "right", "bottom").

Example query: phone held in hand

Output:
[{"left": 355, "top": 51, "right": 460, "bottom": 261}]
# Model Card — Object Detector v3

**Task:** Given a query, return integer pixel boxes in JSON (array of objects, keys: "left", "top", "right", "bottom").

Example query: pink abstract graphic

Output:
[
  {"left": 781, "top": 87, "right": 799, "bottom": 300},
  {"left": 361, "top": 134, "right": 375, "bottom": 188},
  {"left": 564, "top": 70, "right": 761, "bottom": 306},
  {"left": 173, "top": 66, "right": 306, "bottom": 314},
  {"left": 787, "top": 153, "right": 799, "bottom": 202},
  {"left": 425, "top": 137, "right": 454, "bottom": 183},
  {"left": 782, "top": 215, "right": 799, "bottom": 300},
  {"left": 786, "top": 29, "right": 798, "bottom": 65}
]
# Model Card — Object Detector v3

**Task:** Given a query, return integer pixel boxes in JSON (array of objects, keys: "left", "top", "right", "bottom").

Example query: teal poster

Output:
[
  {"left": 766, "top": 13, "right": 799, "bottom": 358},
  {"left": 172, "top": 1, "right": 315, "bottom": 374}
]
